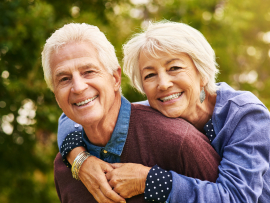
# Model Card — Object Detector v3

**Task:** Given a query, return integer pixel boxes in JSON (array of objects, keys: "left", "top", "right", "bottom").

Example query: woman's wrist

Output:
[
  {"left": 71, "top": 151, "right": 92, "bottom": 180},
  {"left": 67, "top": 146, "right": 87, "bottom": 164},
  {"left": 144, "top": 165, "right": 173, "bottom": 202},
  {"left": 139, "top": 165, "right": 151, "bottom": 193}
]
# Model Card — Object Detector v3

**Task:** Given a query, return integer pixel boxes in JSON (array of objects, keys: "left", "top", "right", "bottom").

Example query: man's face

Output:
[{"left": 50, "top": 41, "right": 121, "bottom": 127}]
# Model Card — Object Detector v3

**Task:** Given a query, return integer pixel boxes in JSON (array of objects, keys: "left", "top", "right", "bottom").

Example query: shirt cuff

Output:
[
  {"left": 60, "top": 131, "right": 86, "bottom": 167},
  {"left": 144, "top": 165, "right": 173, "bottom": 202}
]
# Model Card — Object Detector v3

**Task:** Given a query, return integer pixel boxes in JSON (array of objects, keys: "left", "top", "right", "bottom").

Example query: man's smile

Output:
[{"left": 75, "top": 95, "right": 98, "bottom": 106}]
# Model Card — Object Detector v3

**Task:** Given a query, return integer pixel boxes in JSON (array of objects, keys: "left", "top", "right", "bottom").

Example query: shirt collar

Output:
[{"left": 82, "top": 96, "right": 131, "bottom": 156}]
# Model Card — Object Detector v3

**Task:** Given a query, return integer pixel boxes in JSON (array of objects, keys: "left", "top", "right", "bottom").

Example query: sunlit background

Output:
[{"left": 1, "top": 0, "right": 270, "bottom": 202}]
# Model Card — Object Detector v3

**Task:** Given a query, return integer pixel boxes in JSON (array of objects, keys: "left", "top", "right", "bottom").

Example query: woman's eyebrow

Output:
[
  {"left": 141, "top": 66, "right": 155, "bottom": 71},
  {"left": 165, "top": 58, "right": 184, "bottom": 65}
]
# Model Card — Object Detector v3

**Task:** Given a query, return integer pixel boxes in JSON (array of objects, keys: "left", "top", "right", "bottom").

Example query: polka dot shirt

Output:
[
  {"left": 144, "top": 165, "right": 173, "bottom": 202},
  {"left": 60, "top": 131, "right": 86, "bottom": 167},
  {"left": 203, "top": 118, "right": 216, "bottom": 142}
]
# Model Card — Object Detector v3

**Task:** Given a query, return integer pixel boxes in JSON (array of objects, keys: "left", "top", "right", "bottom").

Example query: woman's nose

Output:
[{"left": 157, "top": 74, "right": 173, "bottom": 91}]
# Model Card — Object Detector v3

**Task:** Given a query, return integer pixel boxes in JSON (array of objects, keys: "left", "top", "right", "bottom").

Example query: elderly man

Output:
[{"left": 42, "top": 23, "right": 220, "bottom": 203}]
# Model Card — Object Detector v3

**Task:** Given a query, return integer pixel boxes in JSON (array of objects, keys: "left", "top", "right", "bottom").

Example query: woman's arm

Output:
[
  {"left": 105, "top": 122, "right": 221, "bottom": 201},
  {"left": 168, "top": 104, "right": 270, "bottom": 203},
  {"left": 57, "top": 113, "right": 126, "bottom": 203}
]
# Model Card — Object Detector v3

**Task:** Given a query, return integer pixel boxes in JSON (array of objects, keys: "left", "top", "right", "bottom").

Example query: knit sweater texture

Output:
[{"left": 54, "top": 104, "right": 221, "bottom": 203}]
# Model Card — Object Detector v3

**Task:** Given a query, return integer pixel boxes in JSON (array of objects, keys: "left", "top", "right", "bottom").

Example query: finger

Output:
[
  {"left": 81, "top": 174, "right": 125, "bottom": 203},
  {"left": 105, "top": 171, "right": 114, "bottom": 182},
  {"left": 101, "top": 162, "right": 114, "bottom": 173},
  {"left": 100, "top": 181, "right": 126, "bottom": 203},
  {"left": 113, "top": 184, "right": 131, "bottom": 199},
  {"left": 110, "top": 163, "right": 124, "bottom": 169},
  {"left": 91, "top": 188, "right": 115, "bottom": 203}
]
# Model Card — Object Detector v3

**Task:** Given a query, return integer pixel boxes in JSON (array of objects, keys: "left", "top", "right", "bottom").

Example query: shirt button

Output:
[
  {"left": 103, "top": 150, "right": 108, "bottom": 154},
  {"left": 74, "top": 124, "right": 80, "bottom": 128}
]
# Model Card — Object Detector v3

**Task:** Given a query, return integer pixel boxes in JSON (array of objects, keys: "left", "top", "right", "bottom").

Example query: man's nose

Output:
[
  {"left": 157, "top": 73, "right": 173, "bottom": 91},
  {"left": 71, "top": 75, "right": 88, "bottom": 94}
]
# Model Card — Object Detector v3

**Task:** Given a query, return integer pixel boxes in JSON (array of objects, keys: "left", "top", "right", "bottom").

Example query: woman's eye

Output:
[
  {"left": 144, "top": 73, "right": 155, "bottom": 80},
  {"left": 170, "top": 66, "right": 181, "bottom": 71},
  {"left": 85, "top": 70, "right": 94, "bottom": 75}
]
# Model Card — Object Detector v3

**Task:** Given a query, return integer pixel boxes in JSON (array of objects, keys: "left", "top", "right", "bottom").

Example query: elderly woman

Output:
[{"left": 57, "top": 21, "right": 270, "bottom": 202}]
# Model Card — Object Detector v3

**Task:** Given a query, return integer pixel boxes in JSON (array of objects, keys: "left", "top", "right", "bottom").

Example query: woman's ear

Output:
[{"left": 200, "top": 76, "right": 208, "bottom": 87}]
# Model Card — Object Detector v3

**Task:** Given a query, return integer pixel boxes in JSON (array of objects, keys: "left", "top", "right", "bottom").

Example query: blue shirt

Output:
[
  {"left": 82, "top": 96, "right": 131, "bottom": 163},
  {"left": 58, "top": 96, "right": 131, "bottom": 164},
  {"left": 168, "top": 82, "right": 270, "bottom": 203}
]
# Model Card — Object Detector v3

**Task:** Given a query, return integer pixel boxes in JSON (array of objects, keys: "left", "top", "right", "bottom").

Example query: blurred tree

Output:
[{"left": 0, "top": 0, "right": 269, "bottom": 202}]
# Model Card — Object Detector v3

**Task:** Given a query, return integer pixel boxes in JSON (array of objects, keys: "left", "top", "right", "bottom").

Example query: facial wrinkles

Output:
[{"left": 182, "top": 68, "right": 201, "bottom": 120}]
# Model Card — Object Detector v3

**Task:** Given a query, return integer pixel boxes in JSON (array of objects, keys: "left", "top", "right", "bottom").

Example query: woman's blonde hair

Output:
[{"left": 123, "top": 20, "right": 219, "bottom": 95}]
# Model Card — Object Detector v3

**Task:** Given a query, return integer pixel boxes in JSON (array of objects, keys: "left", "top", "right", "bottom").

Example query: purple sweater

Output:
[{"left": 54, "top": 104, "right": 220, "bottom": 203}]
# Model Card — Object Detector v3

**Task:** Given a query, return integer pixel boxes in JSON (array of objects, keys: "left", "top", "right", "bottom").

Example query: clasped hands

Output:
[{"left": 78, "top": 156, "right": 151, "bottom": 203}]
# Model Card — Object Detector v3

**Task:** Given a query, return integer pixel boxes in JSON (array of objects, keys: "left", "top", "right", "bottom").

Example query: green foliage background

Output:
[{"left": 0, "top": 0, "right": 269, "bottom": 202}]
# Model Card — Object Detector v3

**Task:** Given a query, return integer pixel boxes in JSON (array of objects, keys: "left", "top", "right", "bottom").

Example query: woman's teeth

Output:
[
  {"left": 76, "top": 96, "right": 98, "bottom": 106},
  {"left": 160, "top": 93, "right": 182, "bottom": 102}
]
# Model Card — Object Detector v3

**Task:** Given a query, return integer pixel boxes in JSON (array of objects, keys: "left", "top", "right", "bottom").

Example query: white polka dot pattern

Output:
[
  {"left": 144, "top": 165, "right": 172, "bottom": 202},
  {"left": 204, "top": 118, "right": 216, "bottom": 142},
  {"left": 60, "top": 131, "right": 86, "bottom": 167}
]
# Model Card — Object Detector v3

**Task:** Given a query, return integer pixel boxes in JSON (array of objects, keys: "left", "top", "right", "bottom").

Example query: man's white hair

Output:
[
  {"left": 42, "top": 23, "right": 120, "bottom": 91},
  {"left": 123, "top": 20, "right": 219, "bottom": 95}
]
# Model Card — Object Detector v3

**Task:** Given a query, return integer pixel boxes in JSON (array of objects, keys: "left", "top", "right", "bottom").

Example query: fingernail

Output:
[{"left": 120, "top": 201, "right": 126, "bottom": 203}]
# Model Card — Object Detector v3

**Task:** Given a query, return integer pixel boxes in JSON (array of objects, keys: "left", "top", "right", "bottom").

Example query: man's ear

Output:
[
  {"left": 55, "top": 96, "right": 62, "bottom": 109},
  {"left": 113, "top": 66, "right": 122, "bottom": 92}
]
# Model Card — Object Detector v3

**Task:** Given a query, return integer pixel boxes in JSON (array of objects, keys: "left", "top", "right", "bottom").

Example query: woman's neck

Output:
[{"left": 187, "top": 92, "right": 216, "bottom": 132}]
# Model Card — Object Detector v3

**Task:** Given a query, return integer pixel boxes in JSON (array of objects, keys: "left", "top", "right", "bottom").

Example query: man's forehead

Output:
[{"left": 50, "top": 42, "right": 103, "bottom": 74}]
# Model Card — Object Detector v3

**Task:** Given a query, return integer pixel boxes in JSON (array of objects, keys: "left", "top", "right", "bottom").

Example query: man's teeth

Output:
[
  {"left": 160, "top": 93, "right": 182, "bottom": 102},
  {"left": 76, "top": 96, "right": 98, "bottom": 106}
]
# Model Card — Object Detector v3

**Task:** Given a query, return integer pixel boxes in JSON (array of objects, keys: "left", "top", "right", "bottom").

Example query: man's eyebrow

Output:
[
  {"left": 55, "top": 63, "right": 96, "bottom": 78},
  {"left": 78, "top": 63, "right": 96, "bottom": 71},
  {"left": 55, "top": 71, "right": 69, "bottom": 79},
  {"left": 165, "top": 58, "right": 185, "bottom": 65}
]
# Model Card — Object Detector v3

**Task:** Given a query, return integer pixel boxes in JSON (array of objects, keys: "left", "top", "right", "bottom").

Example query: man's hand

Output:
[
  {"left": 106, "top": 163, "right": 151, "bottom": 199},
  {"left": 79, "top": 156, "right": 126, "bottom": 203}
]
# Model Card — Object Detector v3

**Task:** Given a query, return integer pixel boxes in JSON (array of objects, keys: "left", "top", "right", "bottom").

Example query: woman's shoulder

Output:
[
  {"left": 216, "top": 82, "right": 265, "bottom": 108},
  {"left": 213, "top": 82, "right": 270, "bottom": 134}
]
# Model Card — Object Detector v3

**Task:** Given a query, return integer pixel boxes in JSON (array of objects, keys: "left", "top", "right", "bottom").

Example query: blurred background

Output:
[{"left": 0, "top": 0, "right": 270, "bottom": 202}]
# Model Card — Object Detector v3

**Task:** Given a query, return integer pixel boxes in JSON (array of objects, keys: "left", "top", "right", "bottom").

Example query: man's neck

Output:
[{"left": 83, "top": 93, "right": 122, "bottom": 147}]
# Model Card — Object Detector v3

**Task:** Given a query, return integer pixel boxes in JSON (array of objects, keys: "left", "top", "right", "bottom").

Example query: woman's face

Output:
[{"left": 139, "top": 50, "right": 203, "bottom": 120}]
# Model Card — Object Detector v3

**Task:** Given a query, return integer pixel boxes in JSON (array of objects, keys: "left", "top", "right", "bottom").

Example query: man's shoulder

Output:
[
  {"left": 130, "top": 103, "right": 173, "bottom": 122},
  {"left": 130, "top": 103, "right": 199, "bottom": 135}
]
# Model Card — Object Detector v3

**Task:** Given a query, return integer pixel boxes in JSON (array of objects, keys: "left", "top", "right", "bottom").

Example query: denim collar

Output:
[{"left": 82, "top": 96, "right": 131, "bottom": 157}]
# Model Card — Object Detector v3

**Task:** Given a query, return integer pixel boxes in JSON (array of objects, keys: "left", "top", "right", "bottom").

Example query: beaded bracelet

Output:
[{"left": 71, "top": 151, "right": 92, "bottom": 180}]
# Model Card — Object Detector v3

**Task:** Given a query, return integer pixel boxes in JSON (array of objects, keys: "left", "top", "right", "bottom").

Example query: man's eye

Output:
[
  {"left": 170, "top": 66, "right": 181, "bottom": 71},
  {"left": 60, "top": 77, "right": 69, "bottom": 82},
  {"left": 144, "top": 73, "right": 155, "bottom": 80}
]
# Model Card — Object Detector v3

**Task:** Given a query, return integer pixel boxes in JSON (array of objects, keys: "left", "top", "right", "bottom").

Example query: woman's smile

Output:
[{"left": 139, "top": 50, "right": 202, "bottom": 120}]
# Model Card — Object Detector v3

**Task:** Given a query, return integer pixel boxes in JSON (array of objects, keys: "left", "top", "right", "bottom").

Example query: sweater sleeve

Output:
[{"left": 167, "top": 104, "right": 270, "bottom": 203}]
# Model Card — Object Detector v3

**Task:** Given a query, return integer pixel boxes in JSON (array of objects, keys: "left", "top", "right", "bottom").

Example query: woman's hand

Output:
[
  {"left": 79, "top": 156, "right": 126, "bottom": 203},
  {"left": 106, "top": 163, "right": 151, "bottom": 199}
]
